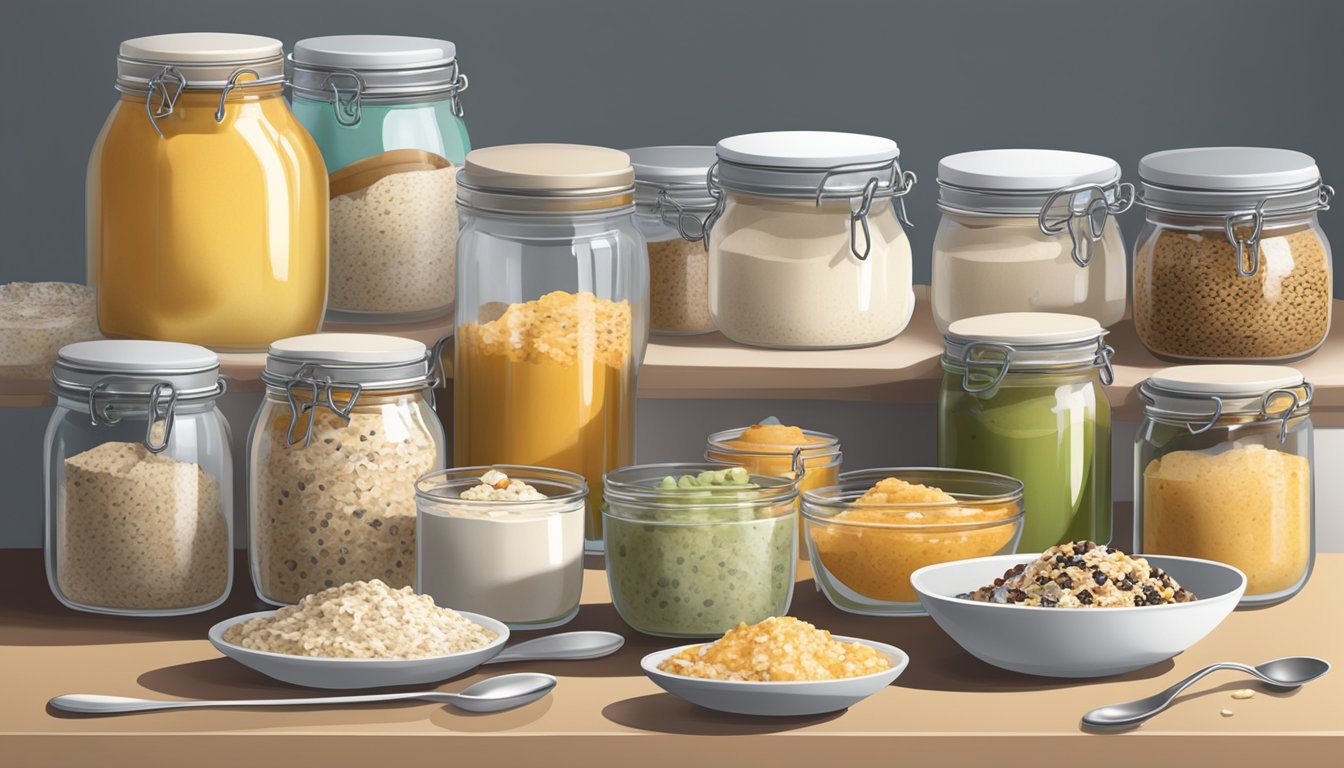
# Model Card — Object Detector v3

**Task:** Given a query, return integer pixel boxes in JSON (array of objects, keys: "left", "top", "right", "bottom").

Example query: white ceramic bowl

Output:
[
  {"left": 912, "top": 554, "right": 1245, "bottom": 678},
  {"left": 641, "top": 637, "right": 908, "bottom": 716},
  {"left": 208, "top": 610, "right": 510, "bottom": 689}
]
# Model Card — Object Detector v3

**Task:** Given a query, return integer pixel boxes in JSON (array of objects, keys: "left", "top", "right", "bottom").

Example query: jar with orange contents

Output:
[{"left": 88, "top": 33, "right": 327, "bottom": 350}]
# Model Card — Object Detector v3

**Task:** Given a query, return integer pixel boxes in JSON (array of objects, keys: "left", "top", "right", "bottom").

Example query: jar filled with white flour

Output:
[
  {"left": 247, "top": 333, "right": 446, "bottom": 605},
  {"left": 705, "top": 131, "right": 917, "bottom": 349},
  {"left": 44, "top": 340, "right": 233, "bottom": 615},
  {"left": 931, "top": 149, "right": 1132, "bottom": 334}
]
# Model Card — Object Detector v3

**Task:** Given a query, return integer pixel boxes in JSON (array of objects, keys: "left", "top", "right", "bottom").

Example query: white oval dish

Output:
[
  {"left": 208, "top": 610, "right": 510, "bottom": 689},
  {"left": 640, "top": 637, "right": 908, "bottom": 716},
  {"left": 911, "top": 554, "right": 1245, "bottom": 678}
]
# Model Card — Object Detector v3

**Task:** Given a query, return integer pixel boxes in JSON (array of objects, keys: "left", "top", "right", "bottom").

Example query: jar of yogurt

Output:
[
  {"left": 704, "top": 131, "right": 917, "bottom": 349},
  {"left": 416, "top": 466, "right": 587, "bottom": 628},
  {"left": 931, "top": 149, "right": 1132, "bottom": 333},
  {"left": 1135, "top": 365, "right": 1314, "bottom": 606},
  {"left": 937, "top": 313, "right": 1114, "bottom": 552},
  {"left": 603, "top": 464, "right": 798, "bottom": 637}
]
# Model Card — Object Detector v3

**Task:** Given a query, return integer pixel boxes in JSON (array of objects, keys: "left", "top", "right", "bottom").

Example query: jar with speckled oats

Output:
[{"left": 1133, "top": 147, "right": 1333, "bottom": 363}]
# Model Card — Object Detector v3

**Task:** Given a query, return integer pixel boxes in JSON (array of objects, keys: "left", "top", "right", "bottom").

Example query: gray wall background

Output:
[{"left": 1, "top": 0, "right": 1342, "bottom": 548}]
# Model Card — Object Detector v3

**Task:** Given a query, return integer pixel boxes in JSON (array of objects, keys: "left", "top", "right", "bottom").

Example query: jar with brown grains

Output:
[{"left": 1133, "top": 147, "right": 1334, "bottom": 362}]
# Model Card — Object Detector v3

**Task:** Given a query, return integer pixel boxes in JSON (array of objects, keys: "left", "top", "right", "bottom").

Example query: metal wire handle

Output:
[
  {"left": 88, "top": 379, "right": 179, "bottom": 454},
  {"left": 449, "top": 71, "right": 469, "bottom": 118},
  {"left": 814, "top": 160, "right": 918, "bottom": 261},
  {"left": 652, "top": 187, "right": 709, "bottom": 242},
  {"left": 321, "top": 69, "right": 365, "bottom": 127},
  {"left": 215, "top": 69, "right": 260, "bottom": 123},
  {"left": 1221, "top": 185, "right": 1333, "bottom": 277},
  {"left": 1095, "top": 341, "right": 1116, "bottom": 385},
  {"left": 1039, "top": 182, "right": 1135, "bottom": 268},
  {"left": 144, "top": 66, "right": 186, "bottom": 138},
  {"left": 959, "top": 342, "right": 1015, "bottom": 395},
  {"left": 1262, "top": 383, "right": 1312, "bottom": 443},
  {"left": 282, "top": 365, "right": 363, "bottom": 449}
]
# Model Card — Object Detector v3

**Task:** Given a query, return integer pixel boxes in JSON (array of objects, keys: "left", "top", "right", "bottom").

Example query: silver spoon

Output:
[
  {"left": 1082, "top": 657, "right": 1330, "bottom": 730},
  {"left": 483, "top": 630, "right": 624, "bottom": 665},
  {"left": 49, "top": 672, "right": 557, "bottom": 716}
]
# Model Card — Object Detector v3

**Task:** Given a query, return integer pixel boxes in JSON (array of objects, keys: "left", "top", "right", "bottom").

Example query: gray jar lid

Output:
[
  {"left": 288, "top": 34, "right": 467, "bottom": 103},
  {"left": 628, "top": 145, "right": 717, "bottom": 237},
  {"left": 937, "top": 149, "right": 1127, "bottom": 215},
  {"left": 52, "top": 340, "right": 223, "bottom": 399},
  {"left": 262, "top": 333, "right": 433, "bottom": 390},
  {"left": 1137, "top": 147, "right": 1328, "bottom": 216}
]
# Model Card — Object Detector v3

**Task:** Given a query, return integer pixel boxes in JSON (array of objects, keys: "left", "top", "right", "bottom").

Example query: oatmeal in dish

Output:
[
  {"left": 657, "top": 616, "right": 890, "bottom": 682},
  {"left": 961, "top": 541, "right": 1196, "bottom": 608}
]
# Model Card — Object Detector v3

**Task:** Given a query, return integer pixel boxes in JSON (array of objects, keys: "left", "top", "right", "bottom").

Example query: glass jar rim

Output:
[
  {"left": 415, "top": 465, "right": 588, "bottom": 508},
  {"left": 803, "top": 467, "right": 1024, "bottom": 519},
  {"left": 603, "top": 462, "right": 799, "bottom": 519}
]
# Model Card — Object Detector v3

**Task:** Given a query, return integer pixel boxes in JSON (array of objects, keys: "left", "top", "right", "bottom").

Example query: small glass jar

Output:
[
  {"left": 937, "top": 313, "right": 1113, "bottom": 552},
  {"left": 416, "top": 466, "right": 586, "bottom": 629},
  {"left": 628, "top": 146, "right": 717, "bottom": 335},
  {"left": 248, "top": 333, "right": 446, "bottom": 605},
  {"left": 89, "top": 33, "right": 327, "bottom": 350},
  {"left": 932, "top": 149, "right": 1131, "bottom": 333},
  {"left": 1134, "top": 147, "right": 1334, "bottom": 362},
  {"left": 45, "top": 340, "right": 232, "bottom": 615},
  {"left": 1135, "top": 365, "right": 1314, "bottom": 606},
  {"left": 603, "top": 463, "right": 798, "bottom": 638},
  {"left": 454, "top": 144, "right": 648, "bottom": 552},
  {"left": 803, "top": 468, "right": 1024, "bottom": 616},
  {"left": 288, "top": 35, "right": 471, "bottom": 323},
  {"left": 705, "top": 131, "right": 917, "bottom": 349}
]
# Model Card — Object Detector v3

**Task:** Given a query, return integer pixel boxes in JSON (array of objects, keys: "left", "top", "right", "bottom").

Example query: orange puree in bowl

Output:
[{"left": 811, "top": 478, "right": 1019, "bottom": 602}]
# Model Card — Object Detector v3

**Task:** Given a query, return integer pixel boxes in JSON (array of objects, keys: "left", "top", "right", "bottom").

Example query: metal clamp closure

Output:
[
  {"left": 959, "top": 342, "right": 1015, "bottom": 395},
  {"left": 1094, "top": 341, "right": 1116, "bottom": 385},
  {"left": 1039, "top": 182, "right": 1135, "bottom": 268},
  {"left": 322, "top": 70, "right": 365, "bottom": 127},
  {"left": 448, "top": 69, "right": 469, "bottom": 118},
  {"left": 88, "top": 379, "right": 179, "bottom": 454},
  {"left": 282, "top": 364, "right": 363, "bottom": 448},
  {"left": 1262, "top": 383, "right": 1312, "bottom": 442},
  {"left": 144, "top": 66, "right": 186, "bottom": 139},
  {"left": 215, "top": 68, "right": 260, "bottom": 123},
  {"left": 814, "top": 160, "right": 918, "bottom": 261},
  {"left": 652, "top": 186, "right": 709, "bottom": 242},
  {"left": 1220, "top": 185, "right": 1333, "bottom": 277}
]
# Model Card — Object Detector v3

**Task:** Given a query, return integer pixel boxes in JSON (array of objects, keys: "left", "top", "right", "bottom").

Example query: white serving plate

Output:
[
  {"left": 208, "top": 610, "right": 510, "bottom": 689},
  {"left": 911, "top": 554, "right": 1246, "bottom": 678},
  {"left": 641, "top": 637, "right": 908, "bottom": 716}
]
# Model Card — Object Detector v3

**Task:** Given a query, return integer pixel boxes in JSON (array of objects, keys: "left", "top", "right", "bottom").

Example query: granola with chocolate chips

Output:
[{"left": 960, "top": 541, "right": 1196, "bottom": 608}]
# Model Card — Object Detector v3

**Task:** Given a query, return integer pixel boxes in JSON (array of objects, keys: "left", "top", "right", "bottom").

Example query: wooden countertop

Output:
[{"left": 2, "top": 549, "right": 1339, "bottom": 766}]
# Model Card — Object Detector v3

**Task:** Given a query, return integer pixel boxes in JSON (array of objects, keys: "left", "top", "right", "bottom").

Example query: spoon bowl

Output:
[{"left": 449, "top": 673, "right": 559, "bottom": 712}]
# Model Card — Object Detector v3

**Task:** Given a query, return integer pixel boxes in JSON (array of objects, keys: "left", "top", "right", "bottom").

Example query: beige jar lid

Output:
[
  {"left": 457, "top": 144, "right": 635, "bottom": 214},
  {"left": 943, "top": 312, "right": 1114, "bottom": 392},
  {"left": 1141, "top": 364, "right": 1311, "bottom": 432},
  {"left": 117, "top": 32, "right": 285, "bottom": 91}
]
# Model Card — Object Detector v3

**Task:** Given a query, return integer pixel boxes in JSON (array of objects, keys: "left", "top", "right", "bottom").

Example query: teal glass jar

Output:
[{"left": 288, "top": 36, "right": 471, "bottom": 323}]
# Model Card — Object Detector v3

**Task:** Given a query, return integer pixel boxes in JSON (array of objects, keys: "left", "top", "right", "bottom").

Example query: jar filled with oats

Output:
[
  {"left": 248, "top": 333, "right": 446, "bottom": 605},
  {"left": 1134, "top": 147, "right": 1333, "bottom": 362},
  {"left": 45, "top": 340, "right": 232, "bottom": 616},
  {"left": 628, "top": 146, "right": 717, "bottom": 335}
]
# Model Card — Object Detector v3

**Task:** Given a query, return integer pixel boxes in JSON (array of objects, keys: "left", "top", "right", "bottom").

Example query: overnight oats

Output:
[{"left": 962, "top": 542, "right": 1196, "bottom": 608}]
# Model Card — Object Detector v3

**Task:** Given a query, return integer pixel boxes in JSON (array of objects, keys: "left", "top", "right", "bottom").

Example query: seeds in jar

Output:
[
  {"left": 0, "top": 282, "right": 100, "bottom": 378},
  {"left": 222, "top": 579, "right": 497, "bottom": 659},
  {"left": 658, "top": 616, "right": 890, "bottom": 681},
  {"left": 648, "top": 237, "right": 713, "bottom": 334},
  {"left": 1134, "top": 228, "right": 1330, "bottom": 360},
  {"left": 58, "top": 441, "right": 228, "bottom": 610},
  {"left": 961, "top": 541, "right": 1196, "bottom": 608},
  {"left": 253, "top": 401, "right": 438, "bottom": 604},
  {"left": 328, "top": 164, "right": 457, "bottom": 316}
]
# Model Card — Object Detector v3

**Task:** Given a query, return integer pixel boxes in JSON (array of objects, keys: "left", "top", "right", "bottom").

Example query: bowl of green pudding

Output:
[{"left": 603, "top": 464, "right": 799, "bottom": 638}]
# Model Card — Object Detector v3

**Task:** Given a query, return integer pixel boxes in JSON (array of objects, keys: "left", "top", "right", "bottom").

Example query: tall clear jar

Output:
[
  {"left": 288, "top": 36, "right": 471, "bottom": 323},
  {"left": 454, "top": 144, "right": 649, "bottom": 551},
  {"left": 248, "top": 333, "right": 446, "bottom": 605},
  {"left": 932, "top": 149, "right": 1131, "bottom": 333},
  {"left": 1135, "top": 365, "right": 1314, "bottom": 606},
  {"left": 937, "top": 313, "right": 1113, "bottom": 552},
  {"left": 88, "top": 33, "right": 327, "bottom": 350},
  {"left": 1133, "top": 147, "right": 1333, "bottom": 362},
  {"left": 705, "top": 131, "right": 917, "bottom": 349},
  {"left": 45, "top": 340, "right": 232, "bottom": 615},
  {"left": 628, "top": 146, "right": 717, "bottom": 335}
]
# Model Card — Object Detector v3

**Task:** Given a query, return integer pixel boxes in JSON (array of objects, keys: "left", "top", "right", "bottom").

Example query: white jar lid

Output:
[
  {"left": 263, "top": 333, "right": 432, "bottom": 389},
  {"left": 288, "top": 35, "right": 466, "bottom": 102},
  {"left": 717, "top": 131, "right": 898, "bottom": 169},
  {"left": 117, "top": 33, "right": 284, "bottom": 90},
  {"left": 945, "top": 312, "right": 1103, "bottom": 346},
  {"left": 628, "top": 145, "right": 717, "bottom": 213},
  {"left": 939, "top": 149, "right": 1119, "bottom": 192},
  {"left": 1137, "top": 147, "right": 1328, "bottom": 218},
  {"left": 292, "top": 35, "right": 456, "bottom": 70},
  {"left": 943, "top": 313, "right": 1111, "bottom": 380},
  {"left": 52, "top": 340, "right": 222, "bottom": 398},
  {"left": 1148, "top": 364, "right": 1304, "bottom": 396},
  {"left": 1141, "top": 364, "right": 1310, "bottom": 422}
]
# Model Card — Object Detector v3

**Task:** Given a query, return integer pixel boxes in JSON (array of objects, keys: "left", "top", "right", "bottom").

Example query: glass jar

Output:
[
  {"left": 628, "top": 146, "right": 717, "bottom": 335},
  {"left": 603, "top": 463, "right": 798, "bottom": 638},
  {"left": 44, "top": 340, "right": 232, "bottom": 615},
  {"left": 937, "top": 313, "right": 1113, "bottom": 552},
  {"left": 88, "top": 33, "right": 327, "bottom": 350},
  {"left": 288, "top": 36, "right": 471, "bottom": 323},
  {"left": 1135, "top": 365, "right": 1314, "bottom": 606},
  {"left": 1134, "top": 147, "right": 1334, "bottom": 362},
  {"left": 705, "top": 131, "right": 917, "bottom": 349},
  {"left": 416, "top": 466, "right": 586, "bottom": 629},
  {"left": 454, "top": 144, "right": 648, "bottom": 552},
  {"left": 248, "top": 333, "right": 446, "bottom": 605},
  {"left": 932, "top": 149, "right": 1131, "bottom": 333}
]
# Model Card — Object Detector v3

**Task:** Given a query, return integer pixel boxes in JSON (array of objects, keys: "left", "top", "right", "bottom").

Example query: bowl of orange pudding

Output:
[
  {"left": 802, "top": 469, "right": 1024, "bottom": 616},
  {"left": 706, "top": 423, "right": 841, "bottom": 558}
]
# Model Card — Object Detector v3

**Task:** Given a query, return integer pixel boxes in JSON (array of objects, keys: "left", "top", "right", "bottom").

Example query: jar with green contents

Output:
[
  {"left": 938, "top": 313, "right": 1114, "bottom": 552},
  {"left": 603, "top": 464, "right": 798, "bottom": 638}
]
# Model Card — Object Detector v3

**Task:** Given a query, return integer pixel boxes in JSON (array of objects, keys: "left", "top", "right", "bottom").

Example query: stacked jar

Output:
[
  {"left": 454, "top": 144, "right": 649, "bottom": 551},
  {"left": 1135, "top": 365, "right": 1314, "bottom": 606},
  {"left": 1133, "top": 147, "right": 1333, "bottom": 362},
  {"left": 45, "top": 341, "right": 233, "bottom": 615},
  {"left": 932, "top": 149, "right": 1131, "bottom": 332},
  {"left": 88, "top": 33, "right": 327, "bottom": 350},
  {"left": 705, "top": 131, "right": 917, "bottom": 349},
  {"left": 247, "top": 334, "right": 446, "bottom": 605},
  {"left": 288, "top": 35, "right": 471, "bottom": 323}
]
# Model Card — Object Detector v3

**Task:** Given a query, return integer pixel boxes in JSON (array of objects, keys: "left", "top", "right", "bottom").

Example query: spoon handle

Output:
[
  {"left": 1082, "top": 662, "right": 1259, "bottom": 729},
  {"left": 483, "top": 631, "right": 624, "bottom": 665},
  {"left": 50, "top": 690, "right": 437, "bottom": 715}
]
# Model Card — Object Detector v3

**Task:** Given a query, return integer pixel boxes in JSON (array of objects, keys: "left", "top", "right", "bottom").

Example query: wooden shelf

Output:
[{"left": 2, "top": 547, "right": 1339, "bottom": 766}]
